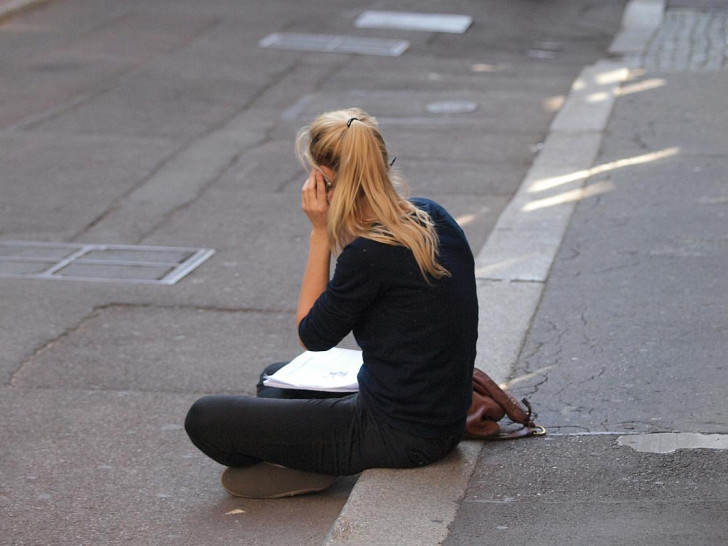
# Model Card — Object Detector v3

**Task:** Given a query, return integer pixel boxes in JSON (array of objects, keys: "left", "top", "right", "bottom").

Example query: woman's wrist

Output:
[
  {"left": 310, "top": 227, "right": 329, "bottom": 243},
  {"left": 297, "top": 227, "right": 331, "bottom": 329}
]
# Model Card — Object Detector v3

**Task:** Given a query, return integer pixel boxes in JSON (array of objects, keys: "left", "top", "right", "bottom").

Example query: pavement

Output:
[{"left": 1, "top": 0, "right": 726, "bottom": 545}]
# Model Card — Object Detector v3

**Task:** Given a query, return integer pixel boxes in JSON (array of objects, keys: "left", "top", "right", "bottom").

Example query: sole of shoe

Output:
[{"left": 220, "top": 463, "right": 337, "bottom": 499}]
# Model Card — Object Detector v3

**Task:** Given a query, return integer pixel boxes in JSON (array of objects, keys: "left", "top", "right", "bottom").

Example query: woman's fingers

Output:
[
  {"left": 301, "top": 169, "right": 329, "bottom": 230},
  {"left": 302, "top": 171, "right": 327, "bottom": 206}
]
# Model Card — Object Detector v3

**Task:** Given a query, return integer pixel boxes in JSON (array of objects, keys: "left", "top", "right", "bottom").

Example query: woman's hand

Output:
[
  {"left": 297, "top": 167, "right": 334, "bottom": 344},
  {"left": 301, "top": 168, "right": 333, "bottom": 233}
]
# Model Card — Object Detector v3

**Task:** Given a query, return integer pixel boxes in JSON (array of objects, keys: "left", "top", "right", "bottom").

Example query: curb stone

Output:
[{"left": 609, "top": 0, "right": 666, "bottom": 56}]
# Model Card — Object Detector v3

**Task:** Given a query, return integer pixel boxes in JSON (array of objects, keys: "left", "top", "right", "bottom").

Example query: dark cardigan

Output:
[{"left": 299, "top": 198, "right": 478, "bottom": 437}]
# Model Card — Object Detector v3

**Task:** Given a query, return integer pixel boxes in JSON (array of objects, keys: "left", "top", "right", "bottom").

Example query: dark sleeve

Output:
[{"left": 298, "top": 240, "right": 381, "bottom": 351}]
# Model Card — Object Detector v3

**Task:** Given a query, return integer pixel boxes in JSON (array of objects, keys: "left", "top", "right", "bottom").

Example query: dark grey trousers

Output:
[{"left": 184, "top": 363, "right": 461, "bottom": 476}]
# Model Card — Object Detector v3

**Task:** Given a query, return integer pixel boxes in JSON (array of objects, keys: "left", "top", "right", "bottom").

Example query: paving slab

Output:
[
  {"left": 11, "top": 304, "right": 301, "bottom": 394},
  {"left": 50, "top": 10, "right": 218, "bottom": 61},
  {"left": 0, "top": 279, "right": 108, "bottom": 383},
  {"left": 76, "top": 118, "right": 270, "bottom": 245},
  {"left": 0, "top": 4, "right": 220, "bottom": 131},
  {"left": 148, "top": 29, "right": 296, "bottom": 87},
  {"left": 0, "top": 0, "right": 127, "bottom": 32},
  {"left": 0, "top": 132, "right": 176, "bottom": 241},
  {"left": 0, "top": 387, "right": 356, "bottom": 545},
  {"left": 0, "top": 60, "right": 133, "bottom": 130},
  {"left": 28, "top": 66, "right": 255, "bottom": 140}
]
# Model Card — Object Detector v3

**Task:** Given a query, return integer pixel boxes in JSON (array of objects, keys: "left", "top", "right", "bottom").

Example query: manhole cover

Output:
[
  {"left": 425, "top": 100, "right": 479, "bottom": 114},
  {"left": 259, "top": 32, "right": 409, "bottom": 57},
  {"left": 0, "top": 241, "right": 214, "bottom": 285},
  {"left": 355, "top": 11, "right": 473, "bottom": 34}
]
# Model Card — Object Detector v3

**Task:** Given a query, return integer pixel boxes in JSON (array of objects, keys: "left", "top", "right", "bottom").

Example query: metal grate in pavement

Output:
[
  {"left": 258, "top": 32, "right": 409, "bottom": 57},
  {"left": 354, "top": 10, "right": 472, "bottom": 34},
  {"left": 0, "top": 241, "right": 215, "bottom": 285}
]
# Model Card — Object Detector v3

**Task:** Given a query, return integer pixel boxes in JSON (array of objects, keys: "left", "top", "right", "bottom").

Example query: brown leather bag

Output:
[{"left": 465, "top": 368, "right": 545, "bottom": 440}]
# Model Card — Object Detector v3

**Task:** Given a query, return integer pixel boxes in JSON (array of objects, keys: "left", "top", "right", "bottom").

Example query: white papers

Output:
[{"left": 263, "top": 348, "right": 362, "bottom": 392}]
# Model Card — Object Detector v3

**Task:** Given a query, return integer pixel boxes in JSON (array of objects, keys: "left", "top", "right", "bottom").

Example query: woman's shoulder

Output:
[
  {"left": 410, "top": 197, "right": 470, "bottom": 245},
  {"left": 409, "top": 196, "right": 439, "bottom": 212},
  {"left": 410, "top": 197, "right": 456, "bottom": 226}
]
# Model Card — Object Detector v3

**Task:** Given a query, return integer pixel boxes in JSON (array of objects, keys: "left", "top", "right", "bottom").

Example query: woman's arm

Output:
[
  {"left": 296, "top": 230, "right": 330, "bottom": 328},
  {"left": 296, "top": 169, "right": 333, "bottom": 346}
]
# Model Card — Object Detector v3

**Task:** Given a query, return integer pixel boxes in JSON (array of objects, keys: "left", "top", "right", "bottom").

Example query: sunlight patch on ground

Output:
[{"left": 527, "top": 147, "right": 680, "bottom": 194}]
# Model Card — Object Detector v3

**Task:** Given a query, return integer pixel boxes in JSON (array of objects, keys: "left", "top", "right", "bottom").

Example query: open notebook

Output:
[{"left": 262, "top": 347, "right": 362, "bottom": 392}]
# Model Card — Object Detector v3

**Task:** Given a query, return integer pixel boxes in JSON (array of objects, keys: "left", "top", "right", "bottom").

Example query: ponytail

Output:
[{"left": 296, "top": 108, "right": 450, "bottom": 281}]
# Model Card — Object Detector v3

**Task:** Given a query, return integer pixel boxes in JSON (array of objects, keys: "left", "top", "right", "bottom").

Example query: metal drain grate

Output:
[
  {"left": 0, "top": 241, "right": 215, "bottom": 285},
  {"left": 258, "top": 32, "right": 409, "bottom": 57},
  {"left": 354, "top": 11, "right": 473, "bottom": 34}
]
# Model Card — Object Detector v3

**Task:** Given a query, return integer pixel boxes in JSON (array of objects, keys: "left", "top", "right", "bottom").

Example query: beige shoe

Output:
[{"left": 221, "top": 463, "right": 336, "bottom": 499}]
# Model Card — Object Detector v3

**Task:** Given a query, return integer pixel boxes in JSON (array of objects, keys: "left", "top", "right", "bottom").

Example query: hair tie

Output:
[{"left": 346, "top": 117, "right": 359, "bottom": 128}]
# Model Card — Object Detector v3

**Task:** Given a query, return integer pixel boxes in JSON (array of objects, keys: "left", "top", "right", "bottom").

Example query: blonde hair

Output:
[{"left": 295, "top": 107, "right": 449, "bottom": 281}]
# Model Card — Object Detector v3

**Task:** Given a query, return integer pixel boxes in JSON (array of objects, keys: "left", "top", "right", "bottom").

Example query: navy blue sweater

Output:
[{"left": 299, "top": 198, "right": 478, "bottom": 437}]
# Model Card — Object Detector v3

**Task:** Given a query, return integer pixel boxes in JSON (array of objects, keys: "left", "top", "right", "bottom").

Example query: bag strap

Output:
[
  {"left": 473, "top": 368, "right": 531, "bottom": 424},
  {"left": 471, "top": 368, "right": 546, "bottom": 440}
]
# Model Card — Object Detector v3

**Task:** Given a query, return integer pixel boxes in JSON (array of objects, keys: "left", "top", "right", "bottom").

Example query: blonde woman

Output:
[{"left": 185, "top": 108, "right": 478, "bottom": 498}]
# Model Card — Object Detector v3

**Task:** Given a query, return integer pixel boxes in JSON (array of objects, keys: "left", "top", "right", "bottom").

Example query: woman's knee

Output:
[{"left": 184, "top": 395, "right": 219, "bottom": 443}]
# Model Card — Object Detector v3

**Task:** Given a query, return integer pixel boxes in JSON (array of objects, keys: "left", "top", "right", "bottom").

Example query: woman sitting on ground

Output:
[{"left": 185, "top": 107, "right": 478, "bottom": 498}]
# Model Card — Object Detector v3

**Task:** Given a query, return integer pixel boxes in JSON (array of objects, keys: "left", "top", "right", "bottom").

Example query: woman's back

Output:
[{"left": 299, "top": 198, "right": 478, "bottom": 438}]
